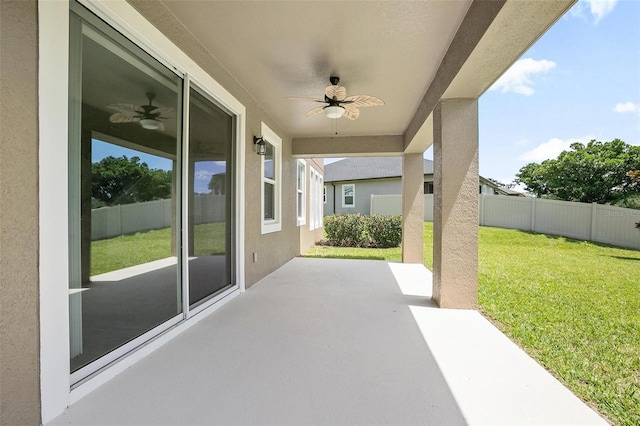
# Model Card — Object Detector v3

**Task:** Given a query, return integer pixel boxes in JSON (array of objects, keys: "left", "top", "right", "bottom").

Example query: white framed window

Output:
[
  {"left": 310, "top": 168, "right": 324, "bottom": 230},
  {"left": 323, "top": 185, "right": 327, "bottom": 204},
  {"left": 342, "top": 183, "right": 355, "bottom": 208},
  {"left": 296, "top": 160, "right": 306, "bottom": 226},
  {"left": 261, "top": 122, "right": 282, "bottom": 234}
]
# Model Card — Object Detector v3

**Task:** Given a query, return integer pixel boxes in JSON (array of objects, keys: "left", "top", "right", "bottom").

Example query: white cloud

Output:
[
  {"left": 518, "top": 136, "right": 593, "bottom": 162},
  {"left": 569, "top": 2, "right": 586, "bottom": 19},
  {"left": 516, "top": 137, "right": 529, "bottom": 147},
  {"left": 194, "top": 170, "right": 214, "bottom": 181},
  {"left": 585, "top": 0, "right": 618, "bottom": 24},
  {"left": 569, "top": 0, "right": 618, "bottom": 23},
  {"left": 490, "top": 58, "right": 556, "bottom": 96},
  {"left": 614, "top": 101, "right": 638, "bottom": 113}
]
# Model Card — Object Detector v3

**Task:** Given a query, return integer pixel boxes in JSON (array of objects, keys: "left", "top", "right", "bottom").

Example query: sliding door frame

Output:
[{"left": 39, "top": 0, "right": 246, "bottom": 422}]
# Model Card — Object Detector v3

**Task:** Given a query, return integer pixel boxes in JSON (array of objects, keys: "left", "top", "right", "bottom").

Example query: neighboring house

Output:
[
  {"left": 0, "top": 1, "right": 574, "bottom": 423},
  {"left": 324, "top": 157, "right": 523, "bottom": 216},
  {"left": 479, "top": 177, "right": 526, "bottom": 197}
]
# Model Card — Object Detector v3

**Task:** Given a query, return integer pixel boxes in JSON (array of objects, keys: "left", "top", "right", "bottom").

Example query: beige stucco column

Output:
[
  {"left": 401, "top": 153, "right": 424, "bottom": 263},
  {"left": 432, "top": 99, "right": 479, "bottom": 309}
]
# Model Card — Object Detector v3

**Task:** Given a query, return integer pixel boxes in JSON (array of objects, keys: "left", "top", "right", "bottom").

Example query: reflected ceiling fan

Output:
[
  {"left": 289, "top": 76, "right": 384, "bottom": 120},
  {"left": 107, "top": 92, "right": 173, "bottom": 131}
]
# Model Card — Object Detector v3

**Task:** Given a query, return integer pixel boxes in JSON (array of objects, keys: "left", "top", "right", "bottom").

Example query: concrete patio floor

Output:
[{"left": 50, "top": 258, "right": 606, "bottom": 425}]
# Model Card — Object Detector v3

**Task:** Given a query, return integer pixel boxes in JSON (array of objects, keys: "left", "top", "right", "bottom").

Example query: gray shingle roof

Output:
[{"left": 324, "top": 157, "right": 434, "bottom": 182}]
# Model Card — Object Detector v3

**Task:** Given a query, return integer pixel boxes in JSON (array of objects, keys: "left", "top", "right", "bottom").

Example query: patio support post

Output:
[
  {"left": 432, "top": 98, "right": 478, "bottom": 308},
  {"left": 401, "top": 153, "right": 424, "bottom": 263}
]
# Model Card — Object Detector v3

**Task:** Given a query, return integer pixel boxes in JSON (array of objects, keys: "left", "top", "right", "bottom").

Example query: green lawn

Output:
[
  {"left": 91, "top": 222, "right": 226, "bottom": 276},
  {"left": 306, "top": 223, "right": 640, "bottom": 426}
]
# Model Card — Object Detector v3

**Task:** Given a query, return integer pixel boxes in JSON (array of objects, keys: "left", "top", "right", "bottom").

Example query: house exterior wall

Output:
[
  {"left": 324, "top": 174, "right": 508, "bottom": 217},
  {"left": 324, "top": 178, "right": 402, "bottom": 216},
  {"left": 0, "top": 1, "right": 42, "bottom": 424},
  {"left": 480, "top": 182, "right": 499, "bottom": 195},
  {"left": 299, "top": 159, "right": 324, "bottom": 253}
]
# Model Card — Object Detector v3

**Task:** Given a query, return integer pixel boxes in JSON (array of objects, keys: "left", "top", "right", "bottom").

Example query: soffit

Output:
[
  {"left": 161, "top": 0, "right": 472, "bottom": 138},
  {"left": 443, "top": 0, "right": 576, "bottom": 99}
]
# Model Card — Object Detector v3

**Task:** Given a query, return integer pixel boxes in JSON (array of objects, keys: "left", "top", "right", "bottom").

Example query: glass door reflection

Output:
[
  {"left": 187, "top": 88, "right": 234, "bottom": 307},
  {"left": 69, "top": 7, "right": 182, "bottom": 374}
]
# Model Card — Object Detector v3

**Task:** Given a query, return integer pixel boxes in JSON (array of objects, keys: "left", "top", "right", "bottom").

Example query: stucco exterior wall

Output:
[
  {"left": 299, "top": 159, "right": 324, "bottom": 254},
  {"left": 127, "top": 0, "right": 302, "bottom": 289},
  {"left": 0, "top": 1, "right": 41, "bottom": 424}
]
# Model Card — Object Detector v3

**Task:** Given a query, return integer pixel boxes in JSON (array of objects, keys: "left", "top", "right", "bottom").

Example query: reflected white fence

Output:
[
  {"left": 92, "top": 195, "right": 226, "bottom": 240},
  {"left": 370, "top": 194, "right": 640, "bottom": 250}
]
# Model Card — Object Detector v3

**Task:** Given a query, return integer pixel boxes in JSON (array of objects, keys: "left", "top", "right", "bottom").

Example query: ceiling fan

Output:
[
  {"left": 289, "top": 76, "right": 384, "bottom": 120},
  {"left": 107, "top": 92, "right": 173, "bottom": 131}
]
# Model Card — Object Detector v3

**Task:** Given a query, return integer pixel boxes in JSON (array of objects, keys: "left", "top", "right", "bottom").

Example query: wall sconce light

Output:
[{"left": 253, "top": 136, "right": 267, "bottom": 155}]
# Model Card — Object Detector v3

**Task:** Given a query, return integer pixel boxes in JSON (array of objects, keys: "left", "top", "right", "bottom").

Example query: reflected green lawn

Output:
[{"left": 91, "top": 222, "right": 226, "bottom": 276}]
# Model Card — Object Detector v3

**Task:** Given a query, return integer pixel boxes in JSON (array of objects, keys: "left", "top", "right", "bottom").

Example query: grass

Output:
[
  {"left": 91, "top": 223, "right": 226, "bottom": 276},
  {"left": 306, "top": 222, "right": 640, "bottom": 426}
]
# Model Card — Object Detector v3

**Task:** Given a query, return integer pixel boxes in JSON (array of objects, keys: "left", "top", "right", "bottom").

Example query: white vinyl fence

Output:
[
  {"left": 370, "top": 194, "right": 640, "bottom": 250},
  {"left": 91, "top": 195, "right": 226, "bottom": 240}
]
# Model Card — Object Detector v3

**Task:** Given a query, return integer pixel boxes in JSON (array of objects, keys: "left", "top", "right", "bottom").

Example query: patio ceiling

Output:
[{"left": 160, "top": 0, "right": 575, "bottom": 151}]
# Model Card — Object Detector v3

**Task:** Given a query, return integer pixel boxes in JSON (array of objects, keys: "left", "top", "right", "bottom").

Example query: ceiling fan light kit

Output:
[
  {"left": 107, "top": 92, "right": 172, "bottom": 131},
  {"left": 324, "top": 105, "right": 345, "bottom": 119},
  {"left": 289, "top": 76, "right": 384, "bottom": 121},
  {"left": 139, "top": 118, "right": 161, "bottom": 130}
]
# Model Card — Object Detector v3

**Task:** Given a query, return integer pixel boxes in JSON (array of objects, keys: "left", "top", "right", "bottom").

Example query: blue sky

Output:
[{"left": 458, "top": 0, "right": 639, "bottom": 187}]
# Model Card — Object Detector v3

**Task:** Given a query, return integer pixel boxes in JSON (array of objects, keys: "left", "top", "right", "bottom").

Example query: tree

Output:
[
  {"left": 486, "top": 177, "right": 516, "bottom": 190},
  {"left": 92, "top": 155, "right": 172, "bottom": 206},
  {"left": 208, "top": 173, "right": 226, "bottom": 195},
  {"left": 516, "top": 139, "right": 640, "bottom": 207}
]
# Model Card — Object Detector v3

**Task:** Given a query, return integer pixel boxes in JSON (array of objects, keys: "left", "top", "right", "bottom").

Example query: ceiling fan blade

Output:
[
  {"left": 304, "top": 106, "right": 325, "bottom": 118},
  {"left": 109, "top": 113, "right": 141, "bottom": 123},
  {"left": 325, "top": 85, "right": 347, "bottom": 101},
  {"left": 106, "top": 103, "right": 141, "bottom": 114},
  {"left": 287, "top": 97, "right": 326, "bottom": 103},
  {"left": 343, "top": 107, "right": 360, "bottom": 120},
  {"left": 343, "top": 95, "right": 384, "bottom": 107}
]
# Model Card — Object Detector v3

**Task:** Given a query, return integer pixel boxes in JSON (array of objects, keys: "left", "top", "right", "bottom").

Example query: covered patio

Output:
[
  {"left": 1, "top": 1, "right": 597, "bottom": 423},
  {"left": 50, "top": 258, "right": 604, "bottom": 425}
]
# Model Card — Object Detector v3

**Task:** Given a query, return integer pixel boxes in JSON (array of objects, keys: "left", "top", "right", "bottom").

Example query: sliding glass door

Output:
[
  {"left": 69, "top": 3, "right": 236, "bottom": 380},
  {"left": 187, "top": 88, "right": 234, "bottom": 307}
]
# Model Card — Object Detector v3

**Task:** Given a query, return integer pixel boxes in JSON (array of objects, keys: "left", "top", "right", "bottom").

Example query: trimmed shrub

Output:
[
  {"left": 366, "top": 215, "right": 402, "bottom": 248},
  {"left": 323, "top": 214, "right": 402, "bottom": 248},
  {"left": 324, "top": 214, "right": 367, "bottom": 247}
]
